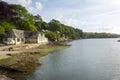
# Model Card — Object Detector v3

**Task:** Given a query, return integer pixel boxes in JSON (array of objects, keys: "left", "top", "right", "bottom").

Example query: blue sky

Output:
[{"left": 3, "top": 0, "right": 120, "bottom": 34}]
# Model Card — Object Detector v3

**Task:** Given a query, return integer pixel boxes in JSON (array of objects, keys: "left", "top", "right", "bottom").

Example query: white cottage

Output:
[
  {"left": 3, "top": 29, "right": 48, "bottom": 45},
  {"left": 3, "top": 29, "right": 25, "bottom": 44},
  {"left": 25, "top": 31, "right": 48, "bottom": 44}
]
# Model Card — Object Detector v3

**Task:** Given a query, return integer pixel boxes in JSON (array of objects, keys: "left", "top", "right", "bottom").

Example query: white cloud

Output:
[
  {"left": 112, "top": 0, "right": 120, "bottom": 7},
  {"left": 28, "top": 2, "right": 43, "bottom": 14},
  {"left": 93, "top": 10, "right": 120, "bottom": 18},
  {"left": 3, "top": 0, "right": 32, "bottom": 7},
  {"left": 63, "top": 18, "right": 80, "bottom": 27},
  {"left": 18, "top": 0, "right": 32, "bottom": 7},
  {"left": 56, "top": 14, "right": 63, "bottom": 21},
  {"left": 98, "top": 26, "right": 114, "bottom": 31},
  {"left": 96, "top": 25, "right": 120, "bottom": 34},
  {"left": 63, "top": 18, "right": 101, "bottom": 27},
  {"left": 3, "top": 0, "right": 43, "bottom": 14},
  {"left": 35, "top": 2, "right": 43, "bottom": 11}
]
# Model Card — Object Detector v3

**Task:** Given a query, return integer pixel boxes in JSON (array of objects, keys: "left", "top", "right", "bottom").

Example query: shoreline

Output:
[{"left": 0, "top": 42, "right": 70, "bottom": 80}]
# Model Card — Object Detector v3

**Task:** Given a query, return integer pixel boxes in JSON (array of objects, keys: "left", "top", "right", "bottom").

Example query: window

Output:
[
  {"left": 13, "top": 38, "right": 15, "bottom": 41},
  {"left": 17, "top": 38, "right": 20, "bottom": 42},
  {"left": 21, "top": 38, "right": 24, "bottom": 42}
]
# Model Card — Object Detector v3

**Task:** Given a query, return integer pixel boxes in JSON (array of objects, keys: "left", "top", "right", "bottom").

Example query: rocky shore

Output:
[
  {"left": 0, "top": 75, "right": 14, "bottom": 80},
  {"left": 0, "top": 42, "right": 70, "bottom": 80}
]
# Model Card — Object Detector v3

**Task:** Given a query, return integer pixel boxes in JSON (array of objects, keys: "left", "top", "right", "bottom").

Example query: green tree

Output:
[
  {"left": 0, "top": 21, "right": 15, "bottom": 32},
  {"left": 0, "top": 1, "right": 16, "bottom": 22},
  {"left": 34, "top": 14, "right": 43, "bottom": 31},
  {"left": 41, "top": 21, "right": 49, "bottom": 30},
  {"left": 10, "top": 4, "right": 29, "bottom": 20},
  {"left": 0, "top": 25, "right": 5, "bottom": 35},
  {"left": 48, "top": 19, "right": 62, "bottom": 32},
  {"left": 45, "top": 31, "right": 58, "bottom": 41},
  {"left": 14, "top": 19, "right": 36, "bottom": 31}
]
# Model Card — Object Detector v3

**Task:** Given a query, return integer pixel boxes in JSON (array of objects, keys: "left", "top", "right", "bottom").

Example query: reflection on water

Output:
[{"left": 27, "top": 38, "right": 120, "bottom": 80}]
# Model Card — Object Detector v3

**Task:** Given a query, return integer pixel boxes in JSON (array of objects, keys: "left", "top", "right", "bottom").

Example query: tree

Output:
[
  {"left": 45, "top": 31, "right": 58, "bottom": 41},
  {"left": 14, "top": 19, "right": 36, "bottom": 31},
  {"left": 41, "top": 21, "right": 49, "bottom": 30},
  {"left": 0, "top": 25, "right": 5, "bottom": 35},
  {"left": 10, "top": 4, "right": 29, "bottom": 20},
  {"left": 0, "top": 1, "right": 16, "bottom": 22},
  {"left": 0, "top": 21, "right": 15, "bottom": 32},
  {"left": 10, "top": 4, "right": 36, "bottom": 31},
  {"left": 34, "top": 14, "right": 43, "bottom": 31},
  {"left": 48, "top": 19, "right": 62, "bottom": 32},
  {"left": 84, "top": 32, "right": 120, "bottom": 38}
]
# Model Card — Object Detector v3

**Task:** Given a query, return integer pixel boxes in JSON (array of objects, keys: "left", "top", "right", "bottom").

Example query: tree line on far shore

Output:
[{"left": 0, "top": 1, "right": 120, "bottom": 41}]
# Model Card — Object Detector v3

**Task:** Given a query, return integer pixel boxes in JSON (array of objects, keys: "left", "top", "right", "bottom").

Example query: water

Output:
[{"left": 27, "top": 38, "right": 120, "bottom": 80}]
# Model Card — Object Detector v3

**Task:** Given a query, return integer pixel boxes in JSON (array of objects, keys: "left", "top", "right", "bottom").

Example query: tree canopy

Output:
[{"left": 0, "top": 1, "right": 16, "bottom": 22}]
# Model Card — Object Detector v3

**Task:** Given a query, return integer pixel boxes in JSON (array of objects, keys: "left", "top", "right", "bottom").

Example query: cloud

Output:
[
  {"left": 3, "top": 0, "right": 32, "bottom": 7},
  {"left": 63, "top": 18, "right": 101, "bottom": 27},
  {"left": 35, "top": 2, "right": 43, "bottom": 11},
  {"left": 98, "top": 26, "right": 114, "bottom": 31},
  {"left": 93, "top": 10, "right": 120, "bottom": 18},
  {"left": 55, "top": 14, "right": 63, "bottom": 21},
  {"left": 28, "top": 2, "right": 43, "bottom": 14},
  {"left": 3, "top": 0, "right": 43, "bottom": 14},
  {"left": 97, "top": 25, "right": 120, "bottom": 34},
  {"left": 112, "top": 0, "right": 120, "bottom": 7},
  {"left": 17, "top": 0, "right": 32, "bottom": 7}
]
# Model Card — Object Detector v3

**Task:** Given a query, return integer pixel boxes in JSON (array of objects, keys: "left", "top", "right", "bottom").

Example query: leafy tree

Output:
[
  {"left": 14, "top": 19, "right": 36, "bottom": 31},
  {"left": 48, "top": 19, "right": 62, "bottom": 32},
  {"left": 34, "top": 14, "right": 43, "bottom": 31},
  {"left": 0, "top": 21, "right": 15, "bottom": 32},
  {"left": 84, "top": 32, "right": 120, "bottom": 38},
  {"left": 0, "top": 1, "right": 16, "bottom": 22},
  {"left": 45, "top": 31, "right": 58, "bottom": 41},
  {"left": 10, "top": 4, "right": 29, "bottom": 20},
  {"left": 0, "top": 25, "right": 5, "bottom": 35},
  {"left": 41, "top": 21, "right": 49, "bottom": 30},
  {"left": 10, "top": 4, "right": 36, "bottom": 31}
]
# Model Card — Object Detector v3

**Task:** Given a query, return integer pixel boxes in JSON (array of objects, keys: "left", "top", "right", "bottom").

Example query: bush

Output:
[{"left": 45, "top": 31, "right": 58, "bottom": 41}]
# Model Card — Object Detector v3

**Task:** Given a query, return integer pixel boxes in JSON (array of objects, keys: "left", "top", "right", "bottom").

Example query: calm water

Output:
[{"left": 27, "top": 38, "right": 120, "bottom": 80}]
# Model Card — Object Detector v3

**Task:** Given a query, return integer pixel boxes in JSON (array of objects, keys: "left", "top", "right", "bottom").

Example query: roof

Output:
[
  {"left": 5, "top": 29, "right": 24, "bottom": 38},
  {"left": 29, "top": 31, "right": 40, "bottom": 38},
  {"left": 5, "top": 29, "right": 45, "bottom": 39}
]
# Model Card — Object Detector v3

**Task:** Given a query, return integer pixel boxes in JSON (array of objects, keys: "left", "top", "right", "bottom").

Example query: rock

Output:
[
  {"left": 6, "top": 54, "right": 12, "bottom": 56},
  {"left": 0, "top": 75, "right": 14, "bottom": 80}
]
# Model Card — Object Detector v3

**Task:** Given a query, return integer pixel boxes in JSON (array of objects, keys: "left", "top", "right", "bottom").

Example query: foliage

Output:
[
  {"left": 45, "top": 31, "right": 58, "bottom": 41},
  {"left": 41, "top": 21, "right": 49, "bottom": 30},
  {"left": 0, "top": 21, "right": 15, "bottom": 32},
  {"left": 48, "top": 19, "right": 62, "bottom": 32},
  {"left": 10, "top": 4, "right": 37, "bottom": 31},
  {"left": 84, "top": 32, "right": 120, "bottom": 38},
  {"left": 0, "top": 1, "right": 16, "bottom": 22},
  {"left": 34, "top": 14, "right": 43, "bottom": 31},
  {"left": 13, "top": 19, "right": 37, "bottom": 31},
  {"left": 10, "top": 4, "right": 29, "bottom": 20},
  {"left": 0, "top": 25, "right": 5, "bottom": 35}
]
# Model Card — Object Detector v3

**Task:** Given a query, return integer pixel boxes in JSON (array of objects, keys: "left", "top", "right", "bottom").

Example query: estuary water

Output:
[{"left": 27, "top": 38, "right": 120, "bottom": 80}]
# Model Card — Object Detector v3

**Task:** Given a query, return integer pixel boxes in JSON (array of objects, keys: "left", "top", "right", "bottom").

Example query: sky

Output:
[{"left": 3, "top": 0, "right": 120, "bottom": 34}]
